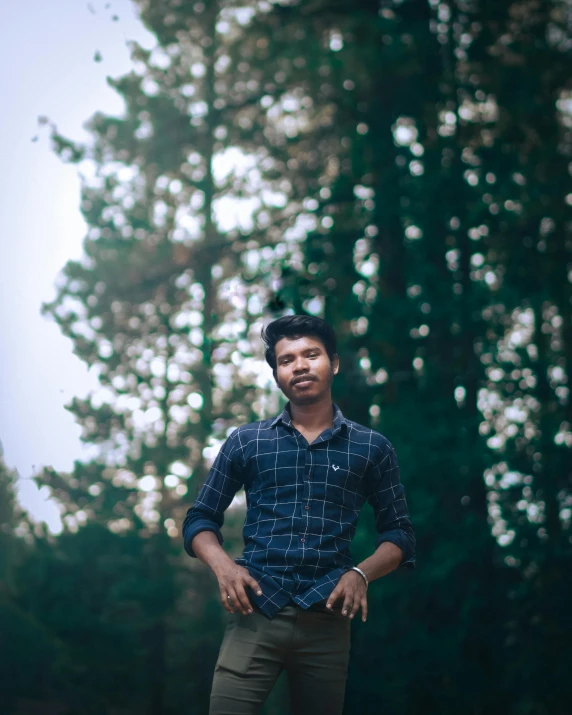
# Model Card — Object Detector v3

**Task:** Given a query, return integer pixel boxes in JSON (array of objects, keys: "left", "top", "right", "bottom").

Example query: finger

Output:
[
  {"left": 233, "top": 583, "right": 253, "bottom": 615},
  {"left": 349, "top": 597, "right": 361, "bottom": 620},
  {"left": 247, "top": 577, "right": 263, "bottom": 597},
  {"left": 228, "top": 587, "right": 244, "bottom": 614},
  {"left": 342, "top": 593, "right": 353, "bottom": 617},
  {"left": 326, "top": 588, "right": 342, "bottom": 609},
  {"left": 227, "top": 587, "right": 245, "bottom": 615},
  {"left": 222, "top": 591, "right": 235, "bottom": 614},
  {"left": 218, "top": 584, "right": 233, "bottom": 613},
  {"left": 361, "top": 596, "right": 368, "bottom": 623}
]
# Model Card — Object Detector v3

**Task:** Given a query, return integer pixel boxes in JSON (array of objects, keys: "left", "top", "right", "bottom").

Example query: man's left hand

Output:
[{"left": 327, "top": 570, "right": 368, "bottom": 622}]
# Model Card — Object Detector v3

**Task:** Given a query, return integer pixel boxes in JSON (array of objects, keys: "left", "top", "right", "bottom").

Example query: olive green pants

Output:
[{"left": 210, "top": 604, "right": 351, "bottom": 715}]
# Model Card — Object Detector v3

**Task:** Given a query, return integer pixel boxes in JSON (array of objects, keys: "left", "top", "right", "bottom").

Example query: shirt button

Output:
[
  {"left": 304, "top": 505, "right": 309, "bottom": 510},
  {"left": 300, "top": 537, "right": 305, "bottom": 543}
]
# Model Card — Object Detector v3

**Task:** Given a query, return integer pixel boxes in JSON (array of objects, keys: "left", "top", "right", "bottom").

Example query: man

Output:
[{"left": 183, "top": 315, "right": 415, "bottom": 715}]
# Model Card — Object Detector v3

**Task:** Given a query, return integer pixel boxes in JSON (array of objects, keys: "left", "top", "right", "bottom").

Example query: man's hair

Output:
[{"left": 261, "top": 315, "right": 338, "bottom": 370}]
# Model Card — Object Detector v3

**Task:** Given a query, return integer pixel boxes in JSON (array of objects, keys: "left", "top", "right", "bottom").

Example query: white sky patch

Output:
[
  {"left": 214, "top": 195, "right": 261, "bottom": 232},
  {"left": 0, "top": 0, "right": 153, "bottom": 531},
  {"left": 212, "top": 147, "right": 258, "bottom": 184}
]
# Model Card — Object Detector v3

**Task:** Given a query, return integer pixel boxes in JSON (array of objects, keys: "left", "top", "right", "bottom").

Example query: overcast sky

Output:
[{"left": 0, "top": 0, "right": 154, "bottom": 529}]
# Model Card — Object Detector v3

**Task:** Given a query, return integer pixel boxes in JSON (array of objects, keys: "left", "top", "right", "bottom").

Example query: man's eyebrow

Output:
[{"left": 277, "top": 346, "right": 323, "bottom": 361}]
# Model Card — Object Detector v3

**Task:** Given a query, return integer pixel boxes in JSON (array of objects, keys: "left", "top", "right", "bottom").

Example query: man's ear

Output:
[{"left": 332, "top": 354, "right": 340, "bottom": 375}]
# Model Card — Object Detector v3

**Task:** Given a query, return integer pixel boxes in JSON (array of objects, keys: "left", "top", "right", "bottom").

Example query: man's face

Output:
[{"left": 273, "top": 335, "right": 339, "bottom": 405}]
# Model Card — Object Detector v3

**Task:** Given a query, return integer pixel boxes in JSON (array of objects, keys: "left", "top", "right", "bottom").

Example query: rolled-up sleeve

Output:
[
  {"left": 182, "top": 429, "right": 244, "bottom": 558},
  {"left": 366, "top": 440, "right": 416, "bottom": 568}
]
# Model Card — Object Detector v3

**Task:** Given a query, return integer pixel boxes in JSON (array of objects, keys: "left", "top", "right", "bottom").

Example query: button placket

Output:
[{"left": 300, "top": 446, "right": 312, "bottom": 545}]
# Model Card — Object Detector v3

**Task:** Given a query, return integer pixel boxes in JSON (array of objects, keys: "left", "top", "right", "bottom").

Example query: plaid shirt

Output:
[{"left": 183, "top": 403, "right": 415, "bottom": 618}]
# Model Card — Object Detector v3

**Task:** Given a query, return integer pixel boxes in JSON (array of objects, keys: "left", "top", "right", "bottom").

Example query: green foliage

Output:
[
  {"left": 0, "top": 451, "right": 19, "bottom": 590},
  {"left": 0, "top": 454, "right": 60, "bottom": 712}
]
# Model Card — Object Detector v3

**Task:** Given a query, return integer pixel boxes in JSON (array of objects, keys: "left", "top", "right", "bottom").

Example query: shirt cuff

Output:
[
  {"left": 183, "top": 520, "right": 224, "bottom": 558},
  {"left": 375, "top": 529, "right": 416, "bottom": 569}
]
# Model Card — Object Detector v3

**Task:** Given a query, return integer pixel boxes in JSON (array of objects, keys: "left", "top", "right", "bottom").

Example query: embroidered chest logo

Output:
[{"left": 331, "top": 464, "right": 340, "bottom": 471}]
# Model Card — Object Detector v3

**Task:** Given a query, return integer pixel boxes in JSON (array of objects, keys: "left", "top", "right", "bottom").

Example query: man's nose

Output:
[{"left": 292, "top": 357, "right": 309, "bottom": 372}]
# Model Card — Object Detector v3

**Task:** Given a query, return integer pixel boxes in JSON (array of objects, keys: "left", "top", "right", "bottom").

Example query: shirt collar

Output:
[{"left": 271, "top": 402, "right": 348, "bottom": 434}]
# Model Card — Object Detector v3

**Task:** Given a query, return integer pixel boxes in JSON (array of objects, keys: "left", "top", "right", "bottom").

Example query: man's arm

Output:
[
  {"left": 182, "top": 430, "right": 243, "bottom": 557},
  {"left": 182, "top": 430, "right": 262, "bottom": 616},
  {"left": 357, "top": 540, "right": 404, "bottom": 582},
  {"left": 327, "top": 439, "right": 415, "bottom": 621},
  {"left": 366, "top": 439, "right": 416, "bottom": 566}
]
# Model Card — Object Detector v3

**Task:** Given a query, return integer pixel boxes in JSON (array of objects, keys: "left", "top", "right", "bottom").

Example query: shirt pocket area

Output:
[{"left": 321, "top": 464, "right": 363, "bottom": 511}]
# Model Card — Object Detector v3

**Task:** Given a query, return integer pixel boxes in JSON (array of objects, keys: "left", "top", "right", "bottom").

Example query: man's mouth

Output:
[{"left": 292, "top": 376, "right": 316, "bottom": 387}]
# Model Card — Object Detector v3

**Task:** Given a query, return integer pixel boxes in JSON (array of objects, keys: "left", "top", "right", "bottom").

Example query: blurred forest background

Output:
[{"left": 1, "top": 0, "right": 571, "bottom": 713}]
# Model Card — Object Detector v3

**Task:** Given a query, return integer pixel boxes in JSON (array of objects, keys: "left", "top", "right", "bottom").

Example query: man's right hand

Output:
[
  {"left": 190, "top": 531, "right": 262, "bottom": 615},
  {"left": 214, "top": 561, "right": 262, "bottom": 615}
]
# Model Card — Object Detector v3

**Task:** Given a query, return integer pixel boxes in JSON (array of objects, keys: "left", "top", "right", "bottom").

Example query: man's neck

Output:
[{"left": 289, "top": 396, "right": 334, "bottom": 432}]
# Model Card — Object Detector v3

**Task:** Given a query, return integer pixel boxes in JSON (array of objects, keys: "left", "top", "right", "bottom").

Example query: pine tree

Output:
[
  {"left": 462, "top": 1, "right": 572, "bottom": 708},
  {"left": 39, "top": 2, "right": 300, "bottom": 712},
  {"left": 246, "top": 0, "right": 571, "bottom": 712}
]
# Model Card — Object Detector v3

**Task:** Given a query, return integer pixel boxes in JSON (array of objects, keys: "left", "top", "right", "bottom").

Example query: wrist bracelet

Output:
[{"left": 350, "top": 566, "right": 368, "bottom": 589}]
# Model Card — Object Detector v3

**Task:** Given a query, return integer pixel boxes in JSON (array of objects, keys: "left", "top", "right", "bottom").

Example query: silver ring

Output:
[{"left": 227, "top": 595, "right": 232, "bottom": 602}]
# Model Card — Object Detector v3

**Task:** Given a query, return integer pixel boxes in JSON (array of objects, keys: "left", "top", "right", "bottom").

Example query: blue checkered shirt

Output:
[{"left": 183, "top": 403, "right": 415, "bottom": 618}]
